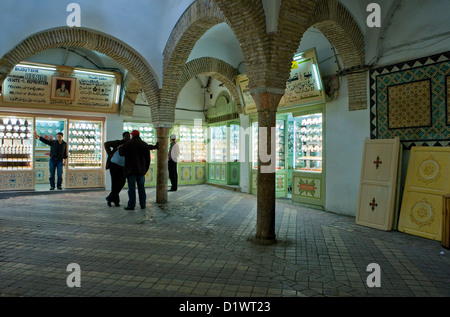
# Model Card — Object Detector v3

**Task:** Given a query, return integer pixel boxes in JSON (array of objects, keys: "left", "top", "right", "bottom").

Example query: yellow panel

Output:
[
  {"left": 362, "top": 143, "right": 394, "bottom": 182},
  {"left": 357, "top": 184, "right": 392, "bottom": 230},
  {"left": 407, "top": 149, "right": 450, "bottom": 192},
  {"left": 356, "top": 138, "right": 400, "bottom": 231},
  {"left": 398, "top": 192, "right": 443, "bottom": 241},
  {"left": 398, "top": 147, "right": 450, "bottom": 241}
]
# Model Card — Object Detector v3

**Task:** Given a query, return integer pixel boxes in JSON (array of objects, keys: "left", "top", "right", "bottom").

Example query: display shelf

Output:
[
  {"left": 210, "top": 126, "right": 227, "bottom": 163},
  {"left": 172, "top": 125, "right": 206, "bottom": 163},
  {"left": 0, "top": 116, "right": 34, "bottom": 171},
  {"left": 123, "top": 122, "right": 157, "bottom": 162},
  {"left": 294, "top": 114, "right": 323, "bottom": 173},
  {"left": 230, "top": 124, "right": 239, "bottom": 162},
  {"left": 68, "top": 120, "right": 103, "bottom": 169},
  {"left": 251, "top": 120, "right": 286, "bottom": 170},
  {"left": 35, "top": 119, "right": 66, "bottom": 148}
]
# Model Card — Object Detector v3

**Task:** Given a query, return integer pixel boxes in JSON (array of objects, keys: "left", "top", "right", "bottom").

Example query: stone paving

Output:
[{"left": 0, "top": 185, "right": 449, "bottom": 297}]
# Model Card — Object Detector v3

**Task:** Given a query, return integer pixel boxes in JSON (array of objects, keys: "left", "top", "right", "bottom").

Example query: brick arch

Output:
[
  {"left": 180, "top": 57, "right": 242, "bottom": 114},
  {"left": 0, "top": 27, "right": 161, "bottom": 121},
  {"left": 161, "top": 0, "right": 229, "bottom": 126},
  {"left": 276, "top": 0, "right": 367, "bottom": 110},
  {"left": 211, "top": 0, "right": 269, "bottom": 89}
]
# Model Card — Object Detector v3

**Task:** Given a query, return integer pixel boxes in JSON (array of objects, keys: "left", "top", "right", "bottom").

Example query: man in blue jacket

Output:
[{"left": 34, "top": 131, "right": 68, "bottom": 190}]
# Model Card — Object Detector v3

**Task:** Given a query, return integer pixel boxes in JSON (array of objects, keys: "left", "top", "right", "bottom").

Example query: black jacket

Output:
[
  {"left": 39, "top": 137, "right": 68, "bottom": 160},
  {"left": 104, "top": 139, "right": 128, "bottom": 170},
  {"left": 119, "top": 136, "right": 150, "bottom": 176}
]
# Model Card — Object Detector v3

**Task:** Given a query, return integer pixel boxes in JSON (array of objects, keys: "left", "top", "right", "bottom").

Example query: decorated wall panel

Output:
[{"left": 370, "top": 52, "right": 450, "bottom": 148}]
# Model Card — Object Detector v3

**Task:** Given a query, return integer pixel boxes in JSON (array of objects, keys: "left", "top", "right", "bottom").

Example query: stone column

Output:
[
  {"left": 251, "top": 88, "right": 284, "bottom": 245},
  {"left": 156, "top": 126, "right": 171, "bottom": 203}
]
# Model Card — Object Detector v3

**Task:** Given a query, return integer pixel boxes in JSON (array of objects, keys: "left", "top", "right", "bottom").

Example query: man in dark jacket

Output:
[
  {"left": 104, "top": 131, "right": 130, "bottom": 207},
  {"left": 34, "top": 131, "right": 68, "bottom": 190},
  {"left": 119, "top": 130, "right": 153, "bottom": 210}
]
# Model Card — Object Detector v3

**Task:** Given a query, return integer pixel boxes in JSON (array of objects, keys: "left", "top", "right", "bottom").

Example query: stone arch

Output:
[
  {"left": 180, "top": 57, "right": 242, "bottom": 114},
  {"left": 0, "top": 27, "right": 161, "bottom": 121},
  {"left": 276, "top": 0, "right": 366, "bottom": 110}
]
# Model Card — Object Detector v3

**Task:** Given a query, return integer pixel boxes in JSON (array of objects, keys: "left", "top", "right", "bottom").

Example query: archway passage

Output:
[{"left": 0, "top": 27, "right": 161, "bottom": 122}]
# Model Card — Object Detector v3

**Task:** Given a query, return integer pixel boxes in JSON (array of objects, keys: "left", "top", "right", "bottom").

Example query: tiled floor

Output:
[{"left": 0, "top": 185, "right": 449, "bottom": 297}]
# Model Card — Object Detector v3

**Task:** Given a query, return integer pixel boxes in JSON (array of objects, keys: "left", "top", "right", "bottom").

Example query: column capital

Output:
[{"left": 250, "top": 87, "right": 284, "bottom": 112}]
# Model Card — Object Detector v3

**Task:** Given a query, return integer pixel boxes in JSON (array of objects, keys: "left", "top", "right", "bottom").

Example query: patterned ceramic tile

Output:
[{"left": 370, "top": 52, "right": 450, "bottom": 148}]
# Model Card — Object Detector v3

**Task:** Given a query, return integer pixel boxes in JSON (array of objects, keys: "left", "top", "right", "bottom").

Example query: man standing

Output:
[
  {"left": 104, "top": 131, "right": 130, "bottom": 207},
  {"left": 168, "top": 134, "right": 180, "bottom": 192},
  {"left": 119, "top": 130, "right": 151, "bottom": 210},
  {"left": 34, "top": 131, "right": 68, "bottom": 190}
]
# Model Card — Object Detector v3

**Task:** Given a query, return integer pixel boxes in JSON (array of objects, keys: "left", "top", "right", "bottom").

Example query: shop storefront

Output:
[
  {"left": 207, "top": 121, "right": 240, "bottom": 186},
  {"left": 238, "top": 48, "right": 326, "bottom": 208},
  {"left": 206, "top": 91, "right": 240, "bottom": 186},
  {"left": 171, "top": 123, "right": 207, "bottom": 186},
  {"left": 0, "top": 62, "right": 120, "bottom": 191},
  {"left": 0, "top": 113, "right": 105, "bottom": 191},
  {"left": 290, "top": 105, "right": 325, "bottom": 208}
]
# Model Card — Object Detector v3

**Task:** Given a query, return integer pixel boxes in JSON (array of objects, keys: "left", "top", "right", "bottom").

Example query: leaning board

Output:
[
  {"left": 398, "top": 147, "right": 450, "bottom": 241},
  {"left": 356, "top": 138, "right": 401, "bottom": 231}
]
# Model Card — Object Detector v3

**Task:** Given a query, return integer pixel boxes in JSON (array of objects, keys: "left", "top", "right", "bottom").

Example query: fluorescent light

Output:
[
  {"left": 293, "top": 55, "right": 303, "bottom": 61},
  {"left": 74, "top": 70, "right": 115, "bottom": 78},
  {"left": 16, "top": 64, "right": 57, "bottom": 71},
  {"left": 313, "top": 64, "right": 322, "bottom": 91},
  {"left": 115, "top": 85, "right": 121, "bottom": 104}
]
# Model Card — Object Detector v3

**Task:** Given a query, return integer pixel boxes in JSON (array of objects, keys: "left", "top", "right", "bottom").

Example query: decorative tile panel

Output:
[
  {"left": 66, "top": 170, "right": 103, "bottom": 188},
  {"left": 0, "top": 171, "right": 34, "bottom": 190},
  {"left": 370, "top": 52, "right": 450, "bottom": 148},
  {"left": 388, "top": 80, "right": 431, "bottom": 129}
]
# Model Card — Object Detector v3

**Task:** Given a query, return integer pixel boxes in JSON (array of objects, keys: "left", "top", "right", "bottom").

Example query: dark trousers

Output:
[
  {"left": 168, "top": 159, "right": 178, "bottom": 191},
  {"left": 126, "top": 174, "right": 146, "bottom": 208},
  {"left": 49, "top": 158, "right": 63, "bottom": 189},
  {"left": 107, "top": 163, "right": 126, "bottom": 204}
]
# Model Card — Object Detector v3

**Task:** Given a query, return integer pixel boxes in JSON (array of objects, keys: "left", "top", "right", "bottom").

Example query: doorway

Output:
[{"left": 34, "top": 118, "right": 68, "bottom": 191}]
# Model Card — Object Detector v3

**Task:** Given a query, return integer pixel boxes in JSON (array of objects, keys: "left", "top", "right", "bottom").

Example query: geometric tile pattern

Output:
[
  {"left": 0, "top": 185, "right": 449, "bottom": 297},
  {"left": 388, "top": 80, "right": 431, "bottom": 129},
  {"left": 370, "top": 51, "right": 450, "bottom": 149},
  {"left": 447, "top": 76, "right": 450, "bottom": 125}
]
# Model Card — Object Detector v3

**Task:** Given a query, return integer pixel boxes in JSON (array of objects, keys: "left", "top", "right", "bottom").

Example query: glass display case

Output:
[
  {"left": 123, "top": 122, "right": 157, "bottom": 162},
  {"left": 230, "top": 124, "right": 239, "bottom": 162},
  {"left": 191, "top": 126, "right": 206, "bottom": 163},
  {"left": 276, "top": 120, "right": 286, "bottom": 170},
  {"left": 251, "top": 116, "right": 288, "bottom": 197},
  {"left": 68, "top": 120, "right": 103, "bottom": 169},
  {"left": 251, "top": 120, "right": 286, "bottom": 170},
  {"left": 293, "top": 114, "right": 323, "bottom": 173},
  {"left": 172, "top": 125, "right": 206, "bottom": 163},
  {"left": 207, "top": 122, "right": 240, "bottom": 185},
  {"left": 35, "top": 119, "right": 66, "bottom": 148},
  {"left": 210, "top": 125, "right": 227, "bottom": 163},
  {"left": 0, "top": 116, "right": 34, "bottom": 171}
]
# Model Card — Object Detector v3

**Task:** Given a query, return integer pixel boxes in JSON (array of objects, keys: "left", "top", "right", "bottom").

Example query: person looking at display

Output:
[
  {"left": 34, "top": 131, "right": 68, "bottom": 190},
  {"left": 168, "top": 134, "right": 180, "bottom": 192},
  {"left": 104, "top": 131, "right": 131, "bottom": 207},
  {"left": 118, "top": 130, "right": 150, "bottom": 210}
]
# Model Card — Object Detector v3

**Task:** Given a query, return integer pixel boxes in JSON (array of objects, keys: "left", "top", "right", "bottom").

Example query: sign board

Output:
[
  {"left": 1, "top": 62, "right": 120, "bottom": 113},
  {"left": 237, "top": 48, "right": 325, "bottom": 115}
]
